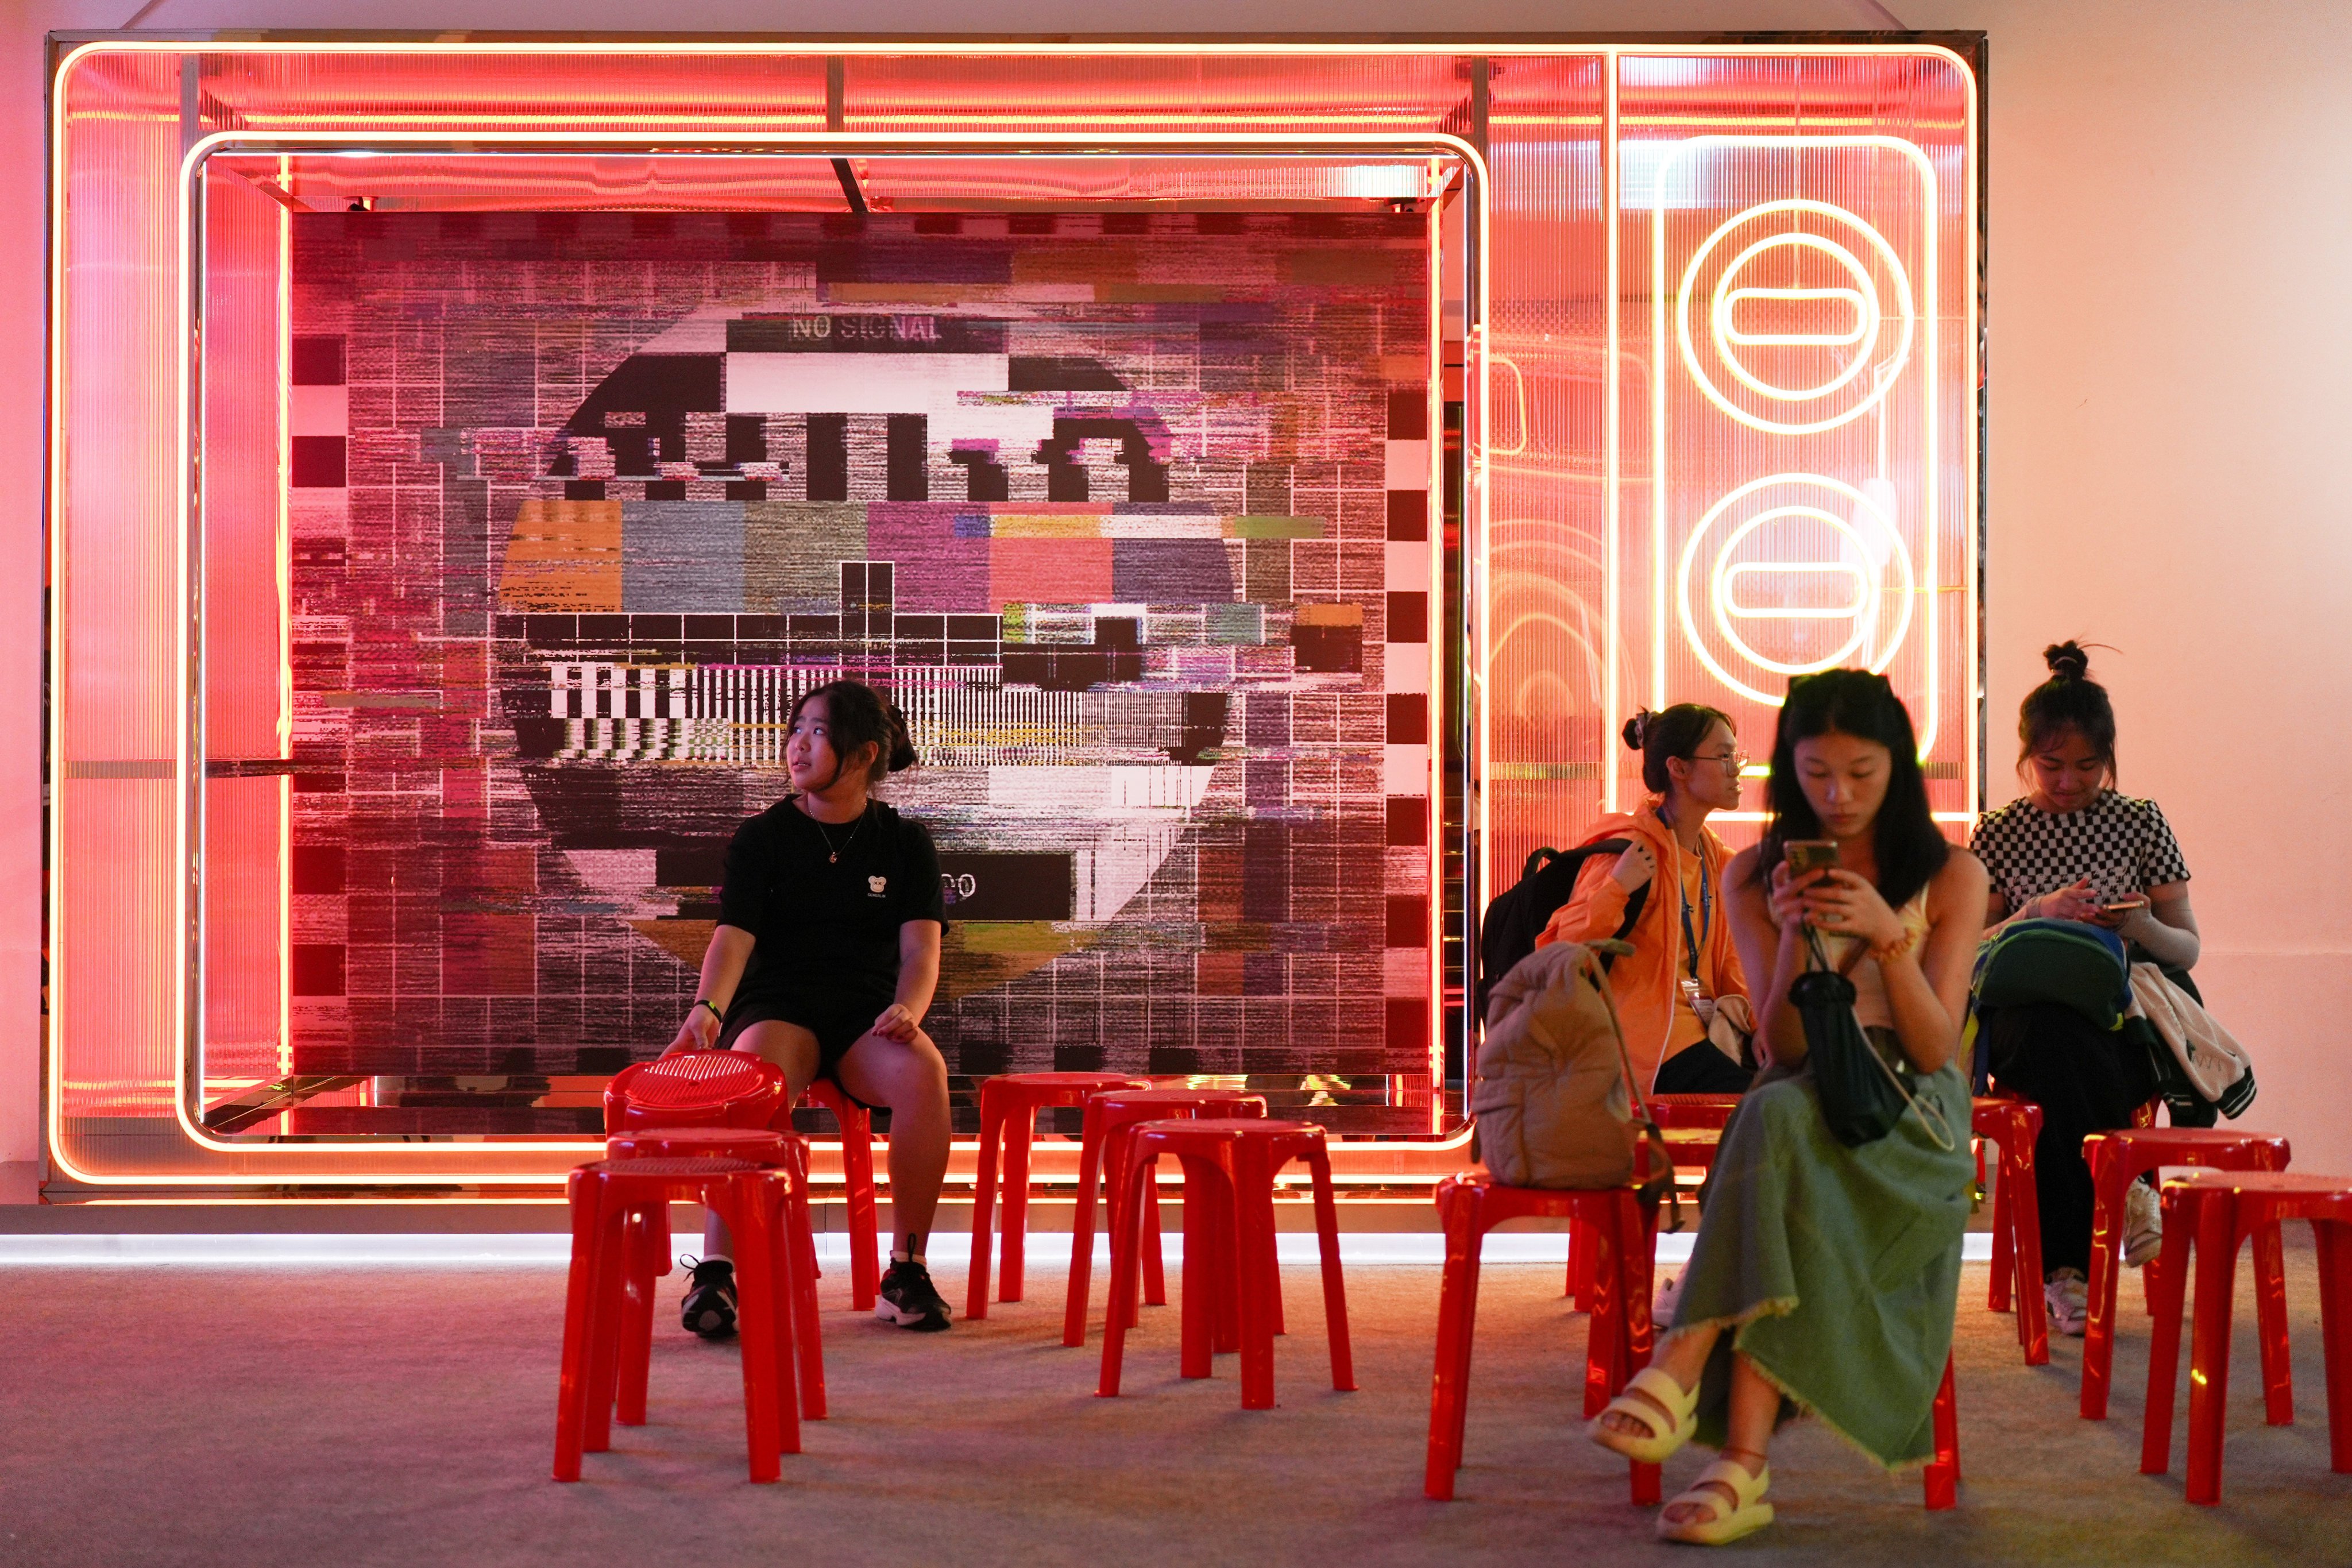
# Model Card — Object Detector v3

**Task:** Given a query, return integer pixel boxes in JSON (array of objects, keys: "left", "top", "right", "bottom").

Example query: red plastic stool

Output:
[
  {"left": 554, "top": 1156, "right": 800, "bottom": 1484},
  {"left": 1566, "top": 1094, "right": 1737, "bottom": 1311},
  {"left": 604, "top": 1126, "right": 828, "bottom": 1421},
  {"left": 1098, "top": 1118, "right": 1354, "bottom": 1409},
  {"left": 1925, "top": 1353, "right": 1962, "bottom": 1509},
  {"left": 605, "top": 1051, "right": 792, "bottom": 1136},
  {"left": 1973, "top": 1097, "right": 2050, "bottom": 1366},
  {"left": 2140, "top": 1170, "right": 2352, "bottom": 1503},
  {"left": 1063, "top": 1087, "right": 1268, "bottom": 1347},
  {"left": 966, "top": 1072, "right": 1150, "bottom": 1319},
  {"left": 797, "top": 1078, "right": 882, "bottom": 1311},
  {"left": 604, "top": 1052, "right": 882, "bottom": 1312},
  {"left": 2079, "top": 1127, "right": 2292, "bottom": 1420},
  {"left": 1426, "top": 1170, "right": 1660, "bottom": 1503}
]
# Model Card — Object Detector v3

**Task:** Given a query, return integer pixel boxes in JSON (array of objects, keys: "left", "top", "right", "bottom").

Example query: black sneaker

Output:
[
  {"left": 876, "top": 1258, "right": 952, "bottom": 1333},
  {"left": 680, "top": 1256, "right": 737, "bottom": 1339}
]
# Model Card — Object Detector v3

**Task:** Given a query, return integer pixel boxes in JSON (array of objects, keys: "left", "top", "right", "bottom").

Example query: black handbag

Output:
[{"left": 1795, "top": 928, "right": 1955, "bottom": 1150}]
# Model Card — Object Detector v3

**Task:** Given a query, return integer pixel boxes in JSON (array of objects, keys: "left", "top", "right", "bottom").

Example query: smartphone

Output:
[
  {"left": 1784, "top": 840, "right": 1841, "bottom": 878},
  {"left": 2101, "top": 897, "right": 2148, "bottom": 914}
]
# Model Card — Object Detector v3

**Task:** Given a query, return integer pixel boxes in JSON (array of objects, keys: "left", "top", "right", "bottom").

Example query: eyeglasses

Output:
[{"left": 1687, "top": 750, "right": 1747, "bottom": 770}]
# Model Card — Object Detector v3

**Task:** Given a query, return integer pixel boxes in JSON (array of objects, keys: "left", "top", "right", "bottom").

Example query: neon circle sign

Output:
[
  {"left": 1675, "top": 198, "right": 1915, "bottom": 437},
  {"left": 1676, "top": 473, "right": 1915, "bottom": 705}
]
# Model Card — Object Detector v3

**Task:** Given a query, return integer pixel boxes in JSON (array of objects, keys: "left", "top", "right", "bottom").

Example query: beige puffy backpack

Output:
[{"left": 1472, "top": 940, "right": 1675, "bottom": 1206}]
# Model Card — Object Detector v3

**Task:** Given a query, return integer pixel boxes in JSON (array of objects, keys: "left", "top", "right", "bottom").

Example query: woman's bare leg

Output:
[
  {"left": 835, "top": 1029, "right": 951, "bottom": 1249},
  {"left": 702, "top": 1021, "right": 820, "bottom": 1258},
  {"left": 1660, "top": 1353, "right": 1779, "bottom": 1525}
]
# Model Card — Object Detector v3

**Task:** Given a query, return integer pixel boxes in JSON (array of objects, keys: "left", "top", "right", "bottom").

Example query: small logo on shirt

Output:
[{"left": 868, "top": 875, "right": 888, "bottom": 897}]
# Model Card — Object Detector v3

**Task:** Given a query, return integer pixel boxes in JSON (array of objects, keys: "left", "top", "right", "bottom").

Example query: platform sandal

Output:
[
  {"left": 1656, "top": 1455, "right": 1773, "bottom": 1546},
  {"left": 1587, "top": 1365, "right": 1700, "bottom": 1463}
]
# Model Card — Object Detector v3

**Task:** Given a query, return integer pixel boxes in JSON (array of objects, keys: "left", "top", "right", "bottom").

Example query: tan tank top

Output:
[{"left": 1817, "top": 887, "right": 1933, "bottom": 1030}]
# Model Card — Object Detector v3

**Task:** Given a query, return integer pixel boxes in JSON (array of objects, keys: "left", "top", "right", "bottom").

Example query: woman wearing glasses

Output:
[{"left": 1534, "top": 703, "right": 1752, "bottom": 1095}]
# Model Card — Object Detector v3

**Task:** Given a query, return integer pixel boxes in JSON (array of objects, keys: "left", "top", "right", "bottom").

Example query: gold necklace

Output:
[{"left": 809, "top": 802, "right": 866, "bottom": 863}]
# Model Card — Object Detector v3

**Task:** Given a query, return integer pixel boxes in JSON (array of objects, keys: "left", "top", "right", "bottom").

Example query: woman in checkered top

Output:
[{"left": 1969, "top": 642, "right": 2202, "bottom": 1337}]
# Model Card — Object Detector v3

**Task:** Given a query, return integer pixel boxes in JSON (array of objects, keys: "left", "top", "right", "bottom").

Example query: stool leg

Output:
[
  {"left": 2254, "top": 1215, "right": 2295, "bottom": 1426},
  {"left": 1569, "top": 1214, "right": 1597, "bottom": 1308},
  {"left": 2140, "top": 1187, "right": 2196, "bottom": 1473},
  {"left": 1987, "top": 1136, "right": 2015, "bottom": 1314},
  {"left": 2315, "top": 1219, "right": 2352, "bottom": 1474},
  {"left": 780, "top": 1158, "right": 828, "bottom": 1421},
  {"left": 615, "top": 1208, "right": 658, "bottom": 1427},
  {"left": 1098, "top": 1150, "right": 1158, "bottom": 1397},
  {"left": 2080, "top": 1145, "right": 2128, "bottom": 1419},
  {"left": 1205, "top": 1168, "right": 1242, "bottom": 1356},
  {"left": 1424, "top": 1185, "right": 1477, "bottom": 1500},
  {"left": 1583, "top": 1209, "right": 1622, "bottom": 1420},
  {"left": 1924, "top": 1355, "right": 1959, "bottom": 1509},
  {"left": 1614, "top": 1189, "right": 1663, "bottom": 1507},
  {"left": 1306, "top": 1145, "right": 1355, "bottom": 1393},
  {"left": 1235, "top": 1142, "right": 1280, "bottom": 1410},
  {"left": 553, "top": 1171, "right": 604, "bottom": 1482},
  {"left": 723, "top": 1181, "right": 788, "bottom": 1482},
  {"left": 1177, "top": 1156, "right": 1219, "bottom": 1381},
  {"left": 2185, "top": 1188, "right": 2238, "bottom": 1505},
  {"left": 844, "top": 1107, "right": 880, "bottom": 1311},
  {"left": 1001, "top": 1103, "right": 1037, "bottom": 1304},
  {"left": 1142, "top": 1172, "right": 1169, "bottom": 1307},
  {"left": 1064, "top": 1102, "right": 1107, "bottom": 1347},
  {"left": 2009, "top": 1140, "right": 2049, "bottom": 1367},
  {"left": 965, "top": 1090, "right": 1004, "bottom": 1320},
  {"left": 583, "top": 1199, "right": 635, "bottom": 1455}
]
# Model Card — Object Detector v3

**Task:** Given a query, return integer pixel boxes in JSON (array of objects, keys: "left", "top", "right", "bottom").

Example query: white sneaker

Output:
[
  {"left": 2045, "top": 1268, "right": 2090, "bottom": 1337},
  {"left": 2123, "top": 1179, "right": 2164, "bottom": 1268},
  {"left": 1652, "top": 1264, "right": 1687, "bottom": 1327}
]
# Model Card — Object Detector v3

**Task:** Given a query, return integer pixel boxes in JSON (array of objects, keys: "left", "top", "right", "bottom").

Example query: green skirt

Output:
[{"left": 1667, "top": 1038, "right": 1972, "bottom": 1469}]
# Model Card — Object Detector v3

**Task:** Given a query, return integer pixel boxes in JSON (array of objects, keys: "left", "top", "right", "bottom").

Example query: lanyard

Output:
[{"left": 1677, "top": 844, "right": 1710, "bottom": 982}]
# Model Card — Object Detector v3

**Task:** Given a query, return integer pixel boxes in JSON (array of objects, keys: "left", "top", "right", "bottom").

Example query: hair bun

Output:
[
  {"left": 884, "top": 702, "right": 918, "bottom": 773},
  {"left": 2043, "top": 640, "right": 2091, "bottom": 682},
  {"left": 1621, "top": 710, "right": 1652, "bottom": 751}
]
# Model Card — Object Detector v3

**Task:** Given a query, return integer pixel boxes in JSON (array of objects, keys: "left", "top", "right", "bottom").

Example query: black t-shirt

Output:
[{"left": 719, "top": 798, "right": 948, "bottom": 1011}]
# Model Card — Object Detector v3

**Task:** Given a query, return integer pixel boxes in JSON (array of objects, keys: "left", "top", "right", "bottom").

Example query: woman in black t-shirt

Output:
[{"left": 665, "top": 679, "right": 955, "bottom": 1335}]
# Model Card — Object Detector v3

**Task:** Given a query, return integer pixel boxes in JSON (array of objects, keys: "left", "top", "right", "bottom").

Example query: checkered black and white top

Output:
[{"left": 1969, "top": 790, "right": 2191, "bottom": 913}]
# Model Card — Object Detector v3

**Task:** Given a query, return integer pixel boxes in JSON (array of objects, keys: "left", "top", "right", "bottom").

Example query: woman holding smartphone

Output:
[
  {"left": 1590, "top": 669, "right": 1985, "bottom": 1546},
  {"left": 1971, "top": 642, "right": 2200, "bottom": 1334},
  {"left": 665, "top": 679, "right": 956, "bottom": 1337}
]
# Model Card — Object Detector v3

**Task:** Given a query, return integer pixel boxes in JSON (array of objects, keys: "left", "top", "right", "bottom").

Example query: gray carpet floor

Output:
[{"left": 1, "top": 1242, "right": 2345, "bottom": 1566}]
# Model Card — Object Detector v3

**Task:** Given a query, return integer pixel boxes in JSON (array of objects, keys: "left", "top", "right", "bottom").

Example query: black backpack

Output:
[{"left": 1476, "top": 840, "right": 1651, "bottom": 1019}]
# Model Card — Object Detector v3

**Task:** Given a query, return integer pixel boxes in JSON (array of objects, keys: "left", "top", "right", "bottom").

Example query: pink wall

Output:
[{"left": 9, "top": 0, "right": 2347, "bottom": 1171}]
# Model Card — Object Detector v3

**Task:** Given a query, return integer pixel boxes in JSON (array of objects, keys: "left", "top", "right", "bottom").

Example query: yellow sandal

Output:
[
  {"left": 1588, "top": 1365, "right": 1700, "bottom": 1464},
  {"left": 1657, "top": 1456, "right": 1774, "bottom": 1546}
]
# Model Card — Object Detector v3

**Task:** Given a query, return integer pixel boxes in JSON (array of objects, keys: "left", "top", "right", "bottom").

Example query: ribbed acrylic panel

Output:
[
  {"left": 1613, "top": 52, "right": 1975, "bottom": 837},
  {"left": 1483, "top": 56, "right": 1609, "bottom": 886},
  {"left": 56, "top": 51, "right": 183, "bottom": 1149},
  {"left": 201, "top": 169, "right": 291, "bottom": 1092}
]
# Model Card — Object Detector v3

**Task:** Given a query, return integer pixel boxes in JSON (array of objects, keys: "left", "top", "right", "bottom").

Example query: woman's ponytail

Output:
[{"left": 884, "top": 702, "right": 917, "bottom": 774}]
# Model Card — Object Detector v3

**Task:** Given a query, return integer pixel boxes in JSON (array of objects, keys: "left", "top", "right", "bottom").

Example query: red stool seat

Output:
[
  {"left": 1064, "top": 1087, "right": 1268, "bottom": 1346},
  {"left": 1973, "top": 1096, "right": 2050, "bottom": 1365},
  {"left": 965, "top": 1072, "right": 1150, "bottom": 1319},
  {"left": 2141, "top": 1169, "right": 2352, "bottom": 1503},
  {"left": 554, "top": 1156, "right": 802, "bottom": 1484},
  {"left": 2079, "top": 1127, "right": 2292, "bottom": 1420},
  {"left": 603, "top": 1126, "right": 828, "bottom": 1421},
  {"left": 1427, "top": 1170, "right": 1662, "bottom": 1503},
  {"left": 1098, "top": 1118, "right": 1354, "bottom": 1409}
]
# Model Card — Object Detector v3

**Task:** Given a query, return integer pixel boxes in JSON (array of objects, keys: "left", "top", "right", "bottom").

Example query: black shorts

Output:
[{"left": 717, "top": 992, "right": 886, "bottom": 1094}]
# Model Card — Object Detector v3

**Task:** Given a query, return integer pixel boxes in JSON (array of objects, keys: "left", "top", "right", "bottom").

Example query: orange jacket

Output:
[{"left": 1531, "top": 801, "right": 1749, "bottom": 1091}]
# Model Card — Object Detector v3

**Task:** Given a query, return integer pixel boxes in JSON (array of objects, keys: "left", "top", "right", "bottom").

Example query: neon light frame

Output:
[
  {"left": 159, "top": 128, "right": 1486, "bottom": 1174},
  {"left": 43, "top": 36, "right": 1979, "bottom": 1191}
]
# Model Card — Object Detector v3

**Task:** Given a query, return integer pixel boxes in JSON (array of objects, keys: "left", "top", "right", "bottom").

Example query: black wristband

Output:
[{"left": 693, "top": 998, "right": 723, "bottom": 1021}]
